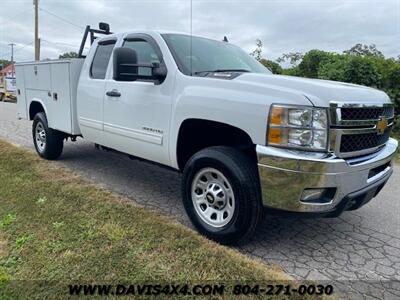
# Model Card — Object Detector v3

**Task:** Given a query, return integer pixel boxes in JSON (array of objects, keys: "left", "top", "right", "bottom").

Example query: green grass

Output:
[
  {"left": 391, "top": 132, "right": 400, "bottom": 163},
  {"left": 0, "top": 140, "right": 320, "bottom": 299}
]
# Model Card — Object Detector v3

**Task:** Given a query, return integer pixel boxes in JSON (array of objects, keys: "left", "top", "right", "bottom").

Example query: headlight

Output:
[{"left": 267, "top": 105, "right": 328, "bottom": 150}]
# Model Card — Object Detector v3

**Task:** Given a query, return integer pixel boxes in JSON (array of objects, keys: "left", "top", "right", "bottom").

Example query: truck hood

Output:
[{"left": 235, "top": 73, "right": 391, "bottom": 107}]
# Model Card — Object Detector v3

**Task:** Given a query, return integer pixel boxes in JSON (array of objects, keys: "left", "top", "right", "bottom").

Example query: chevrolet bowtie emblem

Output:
[{"left": 376, "top": 117, "right": 388, "bottom": 135}]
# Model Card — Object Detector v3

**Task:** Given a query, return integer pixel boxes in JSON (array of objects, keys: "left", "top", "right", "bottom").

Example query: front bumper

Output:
[{"left": 257, "top": 138, "right": 398, "bottom": 216}]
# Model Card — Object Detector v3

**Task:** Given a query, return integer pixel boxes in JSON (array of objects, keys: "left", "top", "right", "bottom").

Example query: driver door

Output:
[{"left": 103, "top": 34, "right": 173, "bottom": 165}]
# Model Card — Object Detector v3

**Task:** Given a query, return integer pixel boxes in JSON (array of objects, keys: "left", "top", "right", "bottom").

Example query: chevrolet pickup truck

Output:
[{"left": 15, "top": 24, "right": 398, "bottom": 244}]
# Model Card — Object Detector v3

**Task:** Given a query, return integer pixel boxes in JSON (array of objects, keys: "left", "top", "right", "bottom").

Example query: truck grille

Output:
[
  {"left": 330, "top": 103, "right": 395, "bottom": 158},
  {"left": 341, "top": 106, "right": 394, "bottom": 121},
  {"left": 340, "top": 129, "right": 391, "bottom": 153}
]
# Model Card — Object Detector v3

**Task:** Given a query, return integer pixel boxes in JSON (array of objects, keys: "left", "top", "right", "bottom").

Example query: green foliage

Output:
[
  {"left": 0, "top": 213, "right": 16, "bottom": 229},
  {"left": 345, "top": 56, "right": 381, "bottom": 86},
  {"left": 0, "top": 60, "right": 11, "bottom": 70},
  {"left": 277, "top": 52, "right": 304, "bottom": 66},
  {"left": 251, "top": 39, "right": 400, "bottom": 124},
  {"left": 15, "top": 235, "right": 33, "bottom": 249},
  {"left": 0, "top": 140, "right": 290, "bottom": 298},
  {"left": 319, "top": 55, "right": 381, "bottom": 87},
  {"left": 250, "top": 39, "right": 263, "bottom": 61},
  {"left": 281, "top": 66, "right": 300, "bottom": 76},
  {"left": 59, "top": 52, "right": 78, "bottom": 59},
  {"left": 343, "top": 43, "right": 384, "bottom": 58},
  {"left": 298, "top": 50, "right": 333, "bottom": 78},
  {"left": 317, "top": 55, "right": 346, "bottom": 82},
  {"left": 260, "top": 59, "right": 283, "bottom": 74},
  {"left": 266, "top": 43, "right": 400, "bottom": 129}
]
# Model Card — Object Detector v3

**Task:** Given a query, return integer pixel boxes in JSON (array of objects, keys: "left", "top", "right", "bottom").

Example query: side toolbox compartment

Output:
[
  {"left": 49, "top": 63, "right": 73, "bottom": 133},
  {"left": 49, "top": 60, "right": 83, "bottom": 135},
  {"left": 15, "top": 59, "right": 83, "bottom": 135},
  {"left": 15, "top": 65, "right": 27, "bottom": 119}
]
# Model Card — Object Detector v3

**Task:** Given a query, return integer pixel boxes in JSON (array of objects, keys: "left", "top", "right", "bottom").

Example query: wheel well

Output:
[
  {"left": 29, "top": 102, "right": 45, "bottom": 120},
  {"left": 176, "top": 119, "right": 256, "bottom": 170}
]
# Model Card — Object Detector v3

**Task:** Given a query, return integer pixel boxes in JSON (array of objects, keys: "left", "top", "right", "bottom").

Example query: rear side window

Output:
[{"left": 90, "top": 41, "right": 116, "bottom": 79}]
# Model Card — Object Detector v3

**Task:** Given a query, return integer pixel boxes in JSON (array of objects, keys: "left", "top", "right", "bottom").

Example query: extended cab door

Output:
[
  {"left": 77, "top": 39, "right": 116, "bottom": 145},
  {"left": 103, "top": 34, "right": 174, "bottom": 165}
]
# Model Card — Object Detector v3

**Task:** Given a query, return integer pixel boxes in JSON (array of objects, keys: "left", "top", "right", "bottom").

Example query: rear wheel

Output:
[
  {"left": 32, "top": 112, "right": 64, "bottom": 160},
  {"left": 182, "top": 146, "right": 262, "bottom": 244}
]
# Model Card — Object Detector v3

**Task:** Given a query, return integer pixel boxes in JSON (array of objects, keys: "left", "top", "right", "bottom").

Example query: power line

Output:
[
  {"left": 0, "top": 42, "right": 34, "bottom": 59},
  {"left": 42, "top": 39, "right": 75, "bottom": 48},
  {"left": 41, "top": 39, "right": 89, "bottom": 50},
  {"left": 39, "top": 7, "right": 85, "bottom": 31},
  {"left": 0, "top": 8, "right": 32, "bottom": 27}
]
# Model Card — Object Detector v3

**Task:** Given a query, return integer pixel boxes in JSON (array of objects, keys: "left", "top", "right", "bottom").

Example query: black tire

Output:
[
  {"left": 32, "top": 112, "right": 64, "bottom": 160},
  {"left": 182, "top": 146, "right": 263, "bottom": 244}
]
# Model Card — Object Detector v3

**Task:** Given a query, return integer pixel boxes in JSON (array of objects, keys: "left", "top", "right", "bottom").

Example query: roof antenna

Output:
[{"left": 223, "top": 36, "right": 229, "bottom": 42}]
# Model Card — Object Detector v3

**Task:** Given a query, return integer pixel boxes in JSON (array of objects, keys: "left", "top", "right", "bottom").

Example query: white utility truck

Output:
[
  {"left": 16, "top": 24, "right": 398, "bottom": 243},
  {"left": 0, "top": 73, "right": 16, "bottom": 101}
]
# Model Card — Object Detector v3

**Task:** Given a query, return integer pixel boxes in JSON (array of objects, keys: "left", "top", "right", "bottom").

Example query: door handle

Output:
[{"left": 106, "top": 89, "right": 121, "bottom": 97}]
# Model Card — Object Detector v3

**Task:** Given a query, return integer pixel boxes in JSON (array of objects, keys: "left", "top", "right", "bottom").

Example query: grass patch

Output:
[
  {"left": 0, "top": 140, "right": 318, "bottom": 299},
  {"left": 0, "top": 214, "right": 16, "bottom": 229},
  {"left": 391, "top": 132, "right": 400, "bottom": 163}
]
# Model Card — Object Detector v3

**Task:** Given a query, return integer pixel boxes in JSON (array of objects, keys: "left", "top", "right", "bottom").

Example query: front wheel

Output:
[
  {"left": 182, "top": 146, "right": 263, "bottom": 244},
  {"left": 32, "top": 112, "right": 64, "bottom": 160}
]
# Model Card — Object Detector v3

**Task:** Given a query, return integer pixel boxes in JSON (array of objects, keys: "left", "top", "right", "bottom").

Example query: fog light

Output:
[{"left": 300, "top": 188, "right": 336, "bottom": 204}]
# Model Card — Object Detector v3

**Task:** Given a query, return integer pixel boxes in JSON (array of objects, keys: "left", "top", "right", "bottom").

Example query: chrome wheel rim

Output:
[
  {"left": 191, "top": 168, "right": 235, "bottom": 228},
  {"left": 35, "top": 122, "right": 46, "bottom": 153}
]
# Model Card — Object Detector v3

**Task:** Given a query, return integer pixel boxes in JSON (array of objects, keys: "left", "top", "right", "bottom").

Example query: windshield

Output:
[{"left": 162, "top": 34, "right": 271, "bottom": 76}]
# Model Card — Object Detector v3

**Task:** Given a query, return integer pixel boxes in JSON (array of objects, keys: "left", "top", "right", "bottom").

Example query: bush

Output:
[
  {"left": 298, "top": 50, "right": 332, "bottom": 78},
  {"left": 259, "top": 59, "right": 283, "bottom": 74},
  {"left": 283, "top": 48, "right": 400, "bottom": 118},
  {"left": 252, "top": 40, "right": 400, "bottom": 118}
]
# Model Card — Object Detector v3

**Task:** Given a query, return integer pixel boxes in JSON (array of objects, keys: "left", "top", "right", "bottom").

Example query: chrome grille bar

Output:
[{"left": 329, "top": 102, "right": 394, "bottom": 158}]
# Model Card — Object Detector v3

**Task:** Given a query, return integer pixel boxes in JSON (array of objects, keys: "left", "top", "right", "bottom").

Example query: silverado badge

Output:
[{"left": 376, "top": 117, "right": 388, "bottom": 135}]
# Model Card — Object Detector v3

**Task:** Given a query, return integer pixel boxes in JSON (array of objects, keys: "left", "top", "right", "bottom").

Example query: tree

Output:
[
  {"left": 343, "top": 43, "right": 384, "bottom": 58},
  {"left": 277, "top": 52, "right": 303, "bottom": 66},
  {"left": 298, "top": 50, "right": 332, "bottom": 78},
  {"left": 259, "top": 59, "right": 283, "bottom": 74},
  {"left": 319, "top": 55, "right": 380, "bottom": 87},
  {"left": 318, "top": 55, "right": 347, "bottom": 82},
  {"left": 250, "top": 39, "right": 263, "bottom": 61},
  {"left": 59, "top": 52, "right": 78, "bottom": 59},
  {"left": 343, "top": 56, "right": 380, "bottom": 86},
  {"left": 0, "top": 59, "right": 11, "bottom": 70}
]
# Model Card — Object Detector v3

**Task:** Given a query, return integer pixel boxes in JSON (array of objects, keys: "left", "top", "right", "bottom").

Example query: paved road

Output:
[{"left": 1, "top": 102, "right": 399, "bottom": 298}]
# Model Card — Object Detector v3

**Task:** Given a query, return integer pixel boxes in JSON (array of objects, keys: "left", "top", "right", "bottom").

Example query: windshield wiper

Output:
[{"left": 194, "top": 69, "right": 251, "bottom": 75}]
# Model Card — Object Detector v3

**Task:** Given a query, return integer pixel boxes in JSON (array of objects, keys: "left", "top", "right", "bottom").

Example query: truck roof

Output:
[{"left": 97, "top": 30, "right": 215, "bottom": 42}]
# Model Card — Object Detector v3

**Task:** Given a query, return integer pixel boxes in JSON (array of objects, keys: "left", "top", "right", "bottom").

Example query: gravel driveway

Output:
[{"left": 1, "top": 102, "right": 399, "bottom": 298}]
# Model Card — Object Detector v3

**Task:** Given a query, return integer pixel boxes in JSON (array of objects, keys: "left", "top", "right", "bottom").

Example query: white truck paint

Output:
[
  {"left": 15, "top": 29, "right": 398, "bottom": 243},
  {"left": 15, "top": 59, "right": 83, "bottom": 134}
]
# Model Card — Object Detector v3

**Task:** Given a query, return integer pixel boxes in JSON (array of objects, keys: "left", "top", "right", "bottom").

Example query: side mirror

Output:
[
  {"left": 113, "top": 47, "right": 168, "bottom": 83},
  {"left": 113, "top": 47, "right": 139, "bottom": 82},
  {"left": 152, "top": 63, "right": 167, "bottom": 82},
  {"left": 99, "top": 22, "right": 110, "bottom": 33}
]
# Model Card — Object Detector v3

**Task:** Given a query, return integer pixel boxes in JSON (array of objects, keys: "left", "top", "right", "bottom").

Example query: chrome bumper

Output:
[{"left": 256, "top": 138, "right": 398, "bottom": 214}]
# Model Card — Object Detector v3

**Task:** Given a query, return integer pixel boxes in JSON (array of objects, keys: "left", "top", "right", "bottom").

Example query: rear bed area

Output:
[{"left": 15, "top": 59, "right": 84, "bottom": 135}]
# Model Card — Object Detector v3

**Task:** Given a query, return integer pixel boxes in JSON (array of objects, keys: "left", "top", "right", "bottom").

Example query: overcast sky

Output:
[{"left": 0, "top": 0, "right": 399, "bottom": 64}]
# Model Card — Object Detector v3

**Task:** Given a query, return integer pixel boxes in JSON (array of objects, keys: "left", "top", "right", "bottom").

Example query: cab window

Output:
[{"left": 90, "top": 41, "right": 116, "bottom": 79}]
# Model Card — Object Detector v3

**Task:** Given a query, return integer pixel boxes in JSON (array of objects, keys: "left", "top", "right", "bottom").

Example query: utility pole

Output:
[
  {"left": 9, "top": 43, "right": 15, "bottom": 76},
  {"left": 34, "top": 0, "right": 40, "bottom": 61},
  {"left": 9, "top": 43, "right": 15, "bottom": 63}
]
